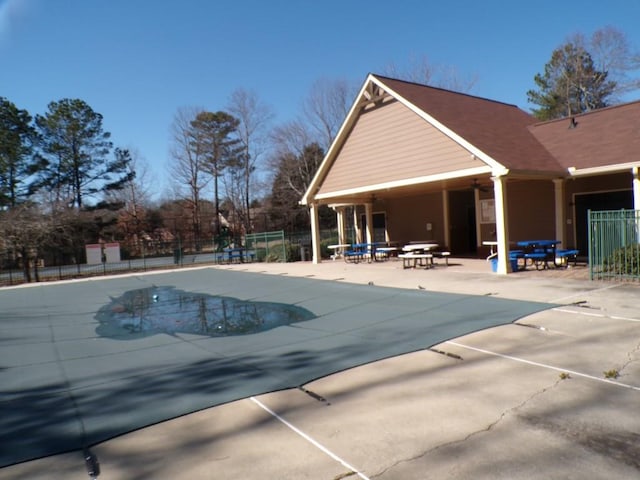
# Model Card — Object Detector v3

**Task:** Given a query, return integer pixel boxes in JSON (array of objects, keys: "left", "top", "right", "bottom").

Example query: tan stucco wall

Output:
[
  {"left": 507, "top": 180, "right": 556, "bottom": 243},
  {"left": 382, "top": 193, "right": 445, "bottom": 245}
]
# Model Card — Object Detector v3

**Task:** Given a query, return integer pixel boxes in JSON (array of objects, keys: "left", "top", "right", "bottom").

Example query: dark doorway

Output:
[
  {"left": 360, "top": 212, "right": 387, "bottom": 243},
  {"left": 449, "top": 190, "right": 477, "bottom": 254},
  {"left": 574, "top": 190, "right": 633, "bottom": 254}
]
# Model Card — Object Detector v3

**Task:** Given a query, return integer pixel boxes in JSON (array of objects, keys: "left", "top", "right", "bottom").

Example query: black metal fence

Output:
[
  {"left": 0, "top": 228, "right": 345, "bottom": 287},
  {"left": 0, "top": 238, "right": 223, "bottom": 287}
]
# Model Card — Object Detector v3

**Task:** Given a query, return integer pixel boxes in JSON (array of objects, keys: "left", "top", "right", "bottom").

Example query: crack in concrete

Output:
[
  {"left": 618, "top": 339, "right": 640, "bottom": 378},
  {"left": 370, "top": 378, "right": 564, "bottom": 478}
]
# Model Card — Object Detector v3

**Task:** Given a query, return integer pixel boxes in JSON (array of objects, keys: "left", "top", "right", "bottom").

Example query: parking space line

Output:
[
  {"left": 552, "top": 307, "right": 640, "bottom": 323},
  {"left": 550, "top": 283, "right": 619, "bottom": 303},
  {"left": 250, "top": 396, "right": 371, "bottom": 480},
  {"left": 445, "top": 341, "right": 640, "bottom": 392}
]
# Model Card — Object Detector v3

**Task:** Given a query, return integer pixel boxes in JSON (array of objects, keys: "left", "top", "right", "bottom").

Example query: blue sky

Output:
[{"left": 2, "top": 0, "right": 640, "bottom": 198}]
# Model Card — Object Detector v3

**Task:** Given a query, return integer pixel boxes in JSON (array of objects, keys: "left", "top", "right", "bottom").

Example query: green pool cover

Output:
[{"left": 0, "top": 268, "right": 554, "bottom": 467}]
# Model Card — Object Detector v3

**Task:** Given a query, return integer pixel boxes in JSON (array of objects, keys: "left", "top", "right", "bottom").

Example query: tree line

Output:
[
  {"left": 1, "top": 26, "right": 638, "bottom": 280},
  {"left": 0, "top": 79, "right": 352, "bottom": 279}
]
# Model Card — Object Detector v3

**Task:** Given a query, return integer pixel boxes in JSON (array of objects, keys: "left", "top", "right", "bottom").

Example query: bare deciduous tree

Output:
[
  {"left": 381, "top": 54, "right": 478, "bottom": 92},
  {"left": 168, "top": 106, "right": 210, "bottom": 242},
  {"left": 104, "top": 147, "right": 155, "bottom": 251},
  {"left": 227, "top": 88, "right": 274, "bottom": 233},
  {"left": 301, "top": 77, "right": 357, "bottom": 151},
  {"left": 0, "top": 204, "right": 51, "bottom": 282},
  {"left": 571, "top": 26, "right": 640, "bottom": 98}
]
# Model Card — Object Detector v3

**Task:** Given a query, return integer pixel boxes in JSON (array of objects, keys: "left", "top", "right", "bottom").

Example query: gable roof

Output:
[
  {"left": 529, "top": 100, "right": 640, "bottom": 175},
  {"left": 373, "top": 75, "right": 563, "bottom": 174},
  {"left": 302, "top": 74, "right": 640, "bottom": 205}
]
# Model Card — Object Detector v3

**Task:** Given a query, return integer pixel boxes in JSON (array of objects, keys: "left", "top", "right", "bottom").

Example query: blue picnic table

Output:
[
  {"left": 344, "top": 242, "right": 386, "bottom": 263},
  {"left": 222, "top": 247, "right": 256, "bottom": 264},
  {"left": 513, "top": 240, "right": 578, "bottom": 270}
]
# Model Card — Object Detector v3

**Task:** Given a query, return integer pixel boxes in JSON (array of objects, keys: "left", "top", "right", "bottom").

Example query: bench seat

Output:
[
  {"left": 398, "top": 253, "right": 433, "bottom": 269},
  {"left": 431, "top": 251, "right": 451, "bottom": 266},
  {"left": 523, "top": 252, "right": 547, "bottom": 259},
  {"left": 556, "top": 249, "right": 579, "bottom": 267},
  {"left": 344, "top": 250, "right": 365, "bottom": 263}
]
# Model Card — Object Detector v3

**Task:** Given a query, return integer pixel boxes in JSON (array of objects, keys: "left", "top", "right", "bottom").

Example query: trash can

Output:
[
  {"left": 490, "top": 257, "right": 519, "bottom": 272},
  {"left": 300, "top": 244, "right": 310, "bottom": 261}
]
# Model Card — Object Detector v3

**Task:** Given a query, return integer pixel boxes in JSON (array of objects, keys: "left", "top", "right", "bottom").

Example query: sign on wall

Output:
[{"left": 480, "top": 199, "right": 496, "bottom": 224}]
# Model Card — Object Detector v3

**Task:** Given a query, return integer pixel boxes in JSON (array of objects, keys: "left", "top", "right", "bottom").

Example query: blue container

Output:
[
  {"left": 490, "top": 258, "right": 519, "bottom": 272},
  {"left": 490, "top": 258, "right": 498, "bottom": 272}
]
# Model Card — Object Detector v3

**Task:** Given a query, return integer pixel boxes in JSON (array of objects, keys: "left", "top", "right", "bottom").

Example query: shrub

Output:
[{"left": 603, "top": 243, "right": 640, "bottom": 276}]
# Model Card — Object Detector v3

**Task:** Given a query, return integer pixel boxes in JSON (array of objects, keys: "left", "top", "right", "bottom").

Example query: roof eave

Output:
[
  {"left": 301, "top": 74, "right": 379, "bottom": 205},
  {"left": 314, "top": 165, "right": 494, "bottom": 202},
  {"left": 568, "top": 161, "right": 640, "bottom": 177},
  {"left": 301, "top": 74, "right": 509, "bottom": 205}
]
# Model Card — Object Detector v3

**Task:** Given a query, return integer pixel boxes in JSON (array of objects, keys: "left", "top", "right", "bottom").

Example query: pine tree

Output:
[
  {"left": 0, "top": 98, "right": 42, "bottom": 208},
  {"left": 191, "top": 111, "right": 242, "bottom": 235},
  {"left": 527, "top": 43, "right": 616, "bottom": 120},
  {"left": 35, "top": 98, "right": 119, "bottom": 209}
]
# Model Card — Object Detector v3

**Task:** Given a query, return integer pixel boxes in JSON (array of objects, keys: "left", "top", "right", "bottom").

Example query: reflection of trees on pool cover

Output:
[{"left": 95, "top": 286, "right": 315, "bottom": 338}]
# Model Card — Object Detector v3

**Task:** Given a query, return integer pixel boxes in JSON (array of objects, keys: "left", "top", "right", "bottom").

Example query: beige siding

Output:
[
  {"left": 384, "top": 193, "right": 445, "bottom": 245},
  {"left": 507, "top": 180, "right": 556, "bottom": 241},
  {"left": 317, "top": 101, "right": 486, "bottom": 196}
]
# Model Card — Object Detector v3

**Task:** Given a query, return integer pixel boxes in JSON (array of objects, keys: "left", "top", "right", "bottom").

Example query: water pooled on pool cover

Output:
[{"left": 96, "top": 286, "right": 315, "bottom": 338}]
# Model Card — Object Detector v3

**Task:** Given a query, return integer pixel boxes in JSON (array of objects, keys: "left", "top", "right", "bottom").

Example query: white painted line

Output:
[
  {"left": 550, "top": 283, "right": 620, "bottom": 303},
  {"left": 445, "top": 341, "right": 640, "bottom": 392},
  {"left": 552, "top": 307, "right": 640, "bottom": 323},
  {"left": 250, "top": 396, "right": 371, "bottom": 480}
]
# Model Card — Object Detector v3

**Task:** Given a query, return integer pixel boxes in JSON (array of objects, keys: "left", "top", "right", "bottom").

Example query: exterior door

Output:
[
  {"left": 448, "top": 190, "right": 477, "bottom": 254},
  {"left": 360, "top": 212, "right": 387, "bottom": 243},
  {"left": 574, "top": 190, "right": 633, "bottom": 254}
]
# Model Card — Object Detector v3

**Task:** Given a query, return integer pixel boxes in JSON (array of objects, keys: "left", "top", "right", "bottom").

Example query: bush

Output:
[{"left": 604, "top": 243, "right": 640, "bottom": 276}]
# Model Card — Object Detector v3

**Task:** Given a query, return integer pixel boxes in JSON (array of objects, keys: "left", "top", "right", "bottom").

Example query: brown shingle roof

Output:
[
  {"left": 528, "top": 100, "right": 640, "bottom": 171},
  {"left": 373, "top": 75, "right": 565, "bottom": 174}
]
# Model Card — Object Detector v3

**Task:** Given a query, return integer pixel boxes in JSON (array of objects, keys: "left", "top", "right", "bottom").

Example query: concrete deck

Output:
[{"left": 4, "top": 258, "right": 640, "bottom": 479}]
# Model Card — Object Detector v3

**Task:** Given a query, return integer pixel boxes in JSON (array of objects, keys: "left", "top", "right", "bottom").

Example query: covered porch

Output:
[{"left": 302, "top": 74, "right": 640, "bottom": 274}]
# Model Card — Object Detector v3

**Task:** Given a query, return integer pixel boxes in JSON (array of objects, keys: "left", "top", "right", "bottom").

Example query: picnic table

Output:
[
  {"left": 344, "top": 242, "right": 387, "bottom": 263},
  {"left": 328, "top": 244, "right": 351, "bottom": 261},
  {"left": 514, "top": 240, "right": 578, "bottom": 270},
  {"left": 399, "top": 243, "right": 442, "bottom": 269},
  {"left": 223, "top": 247, "right": 256, "bottom": 264},
  {"left": 482, "top": 241, "right": 498, "bottom": 260}
]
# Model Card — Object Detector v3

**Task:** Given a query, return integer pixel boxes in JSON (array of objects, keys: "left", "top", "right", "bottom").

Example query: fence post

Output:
[{"left": 588, "top": 209, "right": 594, "bottom": 280}]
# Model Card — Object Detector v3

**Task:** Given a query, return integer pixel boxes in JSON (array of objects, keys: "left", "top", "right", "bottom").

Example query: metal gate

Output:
[
  {"left": 589, "top": 209, "right": 640, "bottom": 281},
  {"left": 244, "top": 230, "right": 287, "bottom": 262}
]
